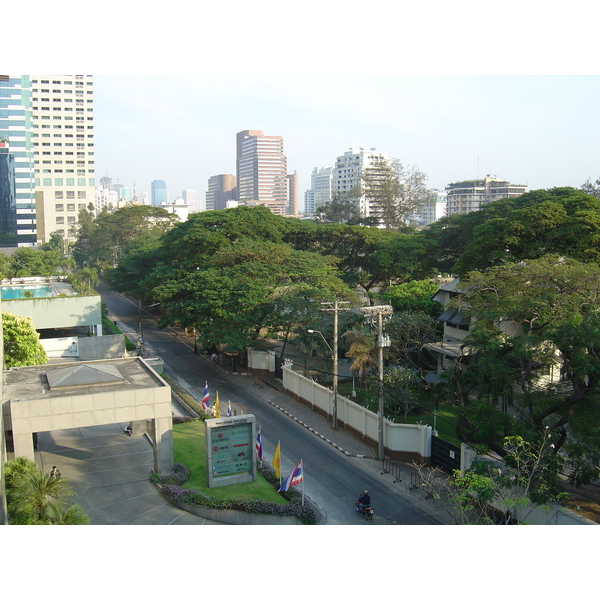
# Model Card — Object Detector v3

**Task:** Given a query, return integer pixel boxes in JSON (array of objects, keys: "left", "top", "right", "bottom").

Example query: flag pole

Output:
[{"left": 301, "top": 459, "right": 305, "bottom": 506}]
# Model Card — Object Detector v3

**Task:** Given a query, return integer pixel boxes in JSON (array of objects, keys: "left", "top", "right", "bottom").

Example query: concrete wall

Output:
[
  {"left": 79, "top": 334, "right": 125, "bottom": 360},
  {"left": 41, "top": 334, "right": 126, "bottom": 360},
  {"left": 2, "top": 294, "right": 102, "bottom": 331},
  {"left": 282, "top": 366, "right": 432, "bottom": 463},
  {"left": 248, "top": 349, "right": 275, "bottom": 374}
]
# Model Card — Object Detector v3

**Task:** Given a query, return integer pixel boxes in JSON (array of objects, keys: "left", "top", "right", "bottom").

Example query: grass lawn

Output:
[{"left": 173, "top": 420, "right": 287, "bottom": 505}]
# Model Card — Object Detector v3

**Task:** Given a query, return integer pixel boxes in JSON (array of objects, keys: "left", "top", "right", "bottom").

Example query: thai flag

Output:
[
  {"left": 255, "top": 427, "right": 263, "bottom": 461},
  {"left": 201, "top": 382, "right": 210, "bottom": 409},
  {"left": 278, "top": 460, "right": 303, "bottom": 493}
]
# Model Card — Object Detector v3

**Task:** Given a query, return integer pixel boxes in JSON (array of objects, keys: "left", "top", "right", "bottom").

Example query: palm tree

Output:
[
  {"left": 9, "top": 470, "right": 83, "bottom": 525},
  {"left": 52, "top": 503, "right": 90, "bottom": 525},
  {"left": 343, "top": 324, "right": 376, "bottom": 387}
]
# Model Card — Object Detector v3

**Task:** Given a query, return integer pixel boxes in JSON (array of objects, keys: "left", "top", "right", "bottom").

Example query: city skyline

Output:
[{"left": 93, "top": 75, "right": 600, "bottom": 213}]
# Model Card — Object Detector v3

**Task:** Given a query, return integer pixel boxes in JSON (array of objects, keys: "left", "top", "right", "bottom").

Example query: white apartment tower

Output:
[
  {"left": 31, "top": 75, "right": 95, "bottom": 244},
  {"left": 445, "top": 175, "right": 527, "bottom": 216},
  {"left": 306, "top": 166, "right": 333, "bottom": 217},
  {"left": 332, "top": 148, "right": 388, "bottom": 219},
  {"left": 236, "top": 130, "right": 289, "bottom": 216}
]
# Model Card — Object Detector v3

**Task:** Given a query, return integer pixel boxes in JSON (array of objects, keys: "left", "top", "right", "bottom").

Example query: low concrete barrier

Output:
[{"left": 156, "top": 485, "right": 305, "bottom": 525}]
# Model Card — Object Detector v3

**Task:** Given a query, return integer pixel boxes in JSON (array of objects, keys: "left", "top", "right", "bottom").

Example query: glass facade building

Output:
[
  {"left": 0, "top": 75, "right": 36, "bottom": 246},
  {"left": 151, "top": 180, "right": 168, "bottom": 206}
]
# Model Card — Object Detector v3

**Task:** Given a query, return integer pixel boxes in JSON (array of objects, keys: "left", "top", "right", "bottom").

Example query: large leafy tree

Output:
[
  {"left": 72, "top": 204, "right": 179, "bottom": 270},
  {"left": 285, "top": 221, "right": 434, "bottom": 301},
  {"left": 446, "top": 187, "right": 600, "bottom": 274},
  {"left": 453, "top": 256, "right": 600, "bottom": 484},
  {"left": 314, "top": 189, "right": 376, "bottom": 226},
  {"left": 362, "top": 158, "right": 429, "bottom": 230},
  {"left": 2, "top": 312, "right": 48, "bottom": 367},
  {"left": 152, "top": 237, "right": 355, "bottom": 353},
  {"left": 381, "top": 278, "right": 441, "bottom": 317}
]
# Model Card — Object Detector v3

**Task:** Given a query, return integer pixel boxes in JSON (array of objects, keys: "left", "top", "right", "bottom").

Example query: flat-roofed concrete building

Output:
[
  {"left": 332, "top": 148, "right": 388, "bottom": 219},
  {"left": 2, "top": 357, "right": 174, "bottom": 474},
  {"left": 445, "top": 175, "right": 527, "bottom": 215}
]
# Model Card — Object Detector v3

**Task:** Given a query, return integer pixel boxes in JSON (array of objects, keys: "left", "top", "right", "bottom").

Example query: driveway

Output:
[{"left": 36, "top": 423, "right": 222, "bottom": 525}]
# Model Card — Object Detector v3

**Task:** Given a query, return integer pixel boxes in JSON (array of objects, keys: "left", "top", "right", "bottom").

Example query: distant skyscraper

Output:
[
  {"left": 31, "top": 74, "right": 96, "bottom": 244},
  {"left": 182, "top": 189, "right": 197, "bottom": 212},
  {"left": 306, "top": 166, "right": 334, "bottom": 217},
  {"left": 236, "top": 130, "right": 288, "bottom": 216},
  {"left": 287, "top": 172, "right": 298, "bottom": 216},
  {"left": 206, "top": 174, "right": 237, "bottom": 211},
  {"left": 0, "top": 75, "right": 36, "bottom": 246},
  {"left": 151, "top": 180, "right": 168, "bottom": 207},
  {"left": 445, "top": 175, "right": 527, "bottom": 215},
  {"left": 304, "top": 188, "right": 315, "bottom": 217}
]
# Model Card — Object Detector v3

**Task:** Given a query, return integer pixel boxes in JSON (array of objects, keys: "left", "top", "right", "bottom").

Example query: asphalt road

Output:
[{"left": 98, "top": 281, "right": 446, "bottom": 525}]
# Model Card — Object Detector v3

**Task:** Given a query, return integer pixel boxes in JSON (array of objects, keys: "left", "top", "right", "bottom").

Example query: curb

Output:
[{"left": 268, "top": 400, "right": 376, "bottom": 459}]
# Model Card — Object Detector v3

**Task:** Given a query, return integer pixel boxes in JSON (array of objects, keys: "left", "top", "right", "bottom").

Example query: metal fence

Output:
[{"left": 431, "top": 435, "right": 462, "bottom": 474}]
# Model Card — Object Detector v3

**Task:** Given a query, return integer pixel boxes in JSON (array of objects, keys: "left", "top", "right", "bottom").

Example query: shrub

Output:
[{"left": 153, "top": 462, "right": 317, "bottom": 524}]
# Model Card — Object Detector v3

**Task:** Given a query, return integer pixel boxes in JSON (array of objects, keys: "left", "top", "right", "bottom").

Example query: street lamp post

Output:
[{"left": 308, "top": 328, "right": 338, "bottom": 430}]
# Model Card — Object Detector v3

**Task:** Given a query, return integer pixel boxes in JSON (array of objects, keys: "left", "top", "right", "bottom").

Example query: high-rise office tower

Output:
[
  {"left": 236, "top": 130, "right": 288, "bottom": 216},
  {"left": 0, "top": 75, "right": 36, "bottom": 246},
  {"left": 287, "top": 172, "right": 298, "bottom": 216},
  {"left": 151, "top": 180, "right": 168, "bottom": 206},
  {"left": 206, "top": 174, "right": 237, "bottom": 211},
  {"left": 445, "top": 175, "right": 527, "bottom": 215},
  {"left": 31, "top": 75, "right": 96, "bottom": 245}
]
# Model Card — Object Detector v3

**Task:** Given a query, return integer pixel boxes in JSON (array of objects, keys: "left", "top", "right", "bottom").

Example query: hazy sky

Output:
[
  {"left": 93, "top": 74, "right": 600, "bottom": 209},
  {"left": 12, "top": 3, "right": 600, "bottom": 214}
]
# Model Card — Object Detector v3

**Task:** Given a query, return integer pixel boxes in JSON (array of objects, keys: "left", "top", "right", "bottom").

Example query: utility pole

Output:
[
  {"left": 319, "top": 300, "right": 350, "bottom": 430},
  {"left": 361, "top": 305, "right": 393, "bottom": 459}
]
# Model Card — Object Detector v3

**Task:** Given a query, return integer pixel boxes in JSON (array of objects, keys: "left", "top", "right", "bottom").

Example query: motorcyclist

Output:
[{"left": 358, "top": 490, "right": 371, "bottom": 508}]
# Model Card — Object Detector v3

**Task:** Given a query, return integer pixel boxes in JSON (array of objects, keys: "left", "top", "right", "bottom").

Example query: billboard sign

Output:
[{"left": 205, "top": 414, "right": 256, "bottom": 488}]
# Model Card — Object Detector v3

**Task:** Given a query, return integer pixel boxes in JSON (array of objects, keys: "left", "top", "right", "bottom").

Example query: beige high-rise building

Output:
[
  {"left": 31, "top": 75, "right": 95, "bottom": 245},
  {"left": 287, "top": 172, "right": 298, "bottom": 216},
  {"left": 236, "top": 130, "right": 289, "bottom": 215},
  {"left": 206, "top": 174, "right": 237, "bottom": 211}
]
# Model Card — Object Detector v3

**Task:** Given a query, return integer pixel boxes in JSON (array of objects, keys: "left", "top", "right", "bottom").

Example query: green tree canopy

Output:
[
  {"left": 362, "top": 158, "right": 430, "bottom": 230},
  {"left": 419, "top": 187, "right": 600, "bottom": 275},
  {"left": 454, "top": 256, "right": 600, "bottom": 483},
  {"left": 2, "top": 312, "right": 47, "bottom": 368},
  {"left": 73, "top": 204, "right": 179, "bottom": 270},
  {"left": 152, "top": 237, "right": 355, "bottom": 352}
]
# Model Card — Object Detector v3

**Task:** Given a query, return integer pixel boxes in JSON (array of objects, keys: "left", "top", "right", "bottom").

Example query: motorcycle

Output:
[{"left": 355, "top": 497, "right": 374, "bottom": 520}]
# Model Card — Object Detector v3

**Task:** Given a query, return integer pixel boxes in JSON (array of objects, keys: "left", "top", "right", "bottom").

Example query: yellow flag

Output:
[
  {"left": 273, "top": 441, "right": 281, "bottom": 479},
  {"left": 214, "top": 391, "right": 220, "bottom": 418}
]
